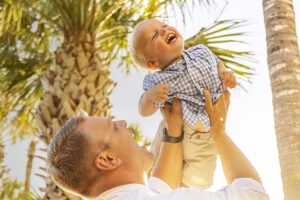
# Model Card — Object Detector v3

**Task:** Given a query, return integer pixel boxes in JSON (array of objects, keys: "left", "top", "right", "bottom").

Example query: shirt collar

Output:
[
  {"left": 162, "top": 50, "right": 195, "bottom": 72},
  {"left": 96, "top": 184, "right": 152, "bottom": 200},
  {"left": 183, "top": 49, "right": 195, "bottom": 60}
]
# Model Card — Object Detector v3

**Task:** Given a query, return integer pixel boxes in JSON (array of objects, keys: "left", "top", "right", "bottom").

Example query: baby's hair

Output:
[{"left": 130, "top": 21, "right": 152, "bottom": 69}]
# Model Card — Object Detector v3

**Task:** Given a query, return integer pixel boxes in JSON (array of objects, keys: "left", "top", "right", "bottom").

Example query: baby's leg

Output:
[
  {"left": 182, "top": 124, "right": 218, "bottom": 189},
  {"left": 150, "top": 120, "right": 218, "bottom": 189}
]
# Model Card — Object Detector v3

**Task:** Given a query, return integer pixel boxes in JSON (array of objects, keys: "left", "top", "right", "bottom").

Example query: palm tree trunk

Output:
[
  {"left": 263, "top": 0, "right": 300, "bottom": 199},
  {"left": 24, "top": 138, "right": 37, "bottom": 199},
  {"left": 36, "top": 31, "right": 115, "bottom": 199}
]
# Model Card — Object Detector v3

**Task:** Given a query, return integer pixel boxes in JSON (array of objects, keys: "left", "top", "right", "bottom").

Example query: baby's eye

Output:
[{"left": 152, "top": 33, "right": 158, "bottom": 40}]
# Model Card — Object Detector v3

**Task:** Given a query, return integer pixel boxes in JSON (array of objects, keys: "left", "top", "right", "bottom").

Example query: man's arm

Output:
[
  {"left": 151, "top": 99, "right": 183, "bottom": 189},
  {"left": 139, "top": 84, "right": 170, "bottom": 116},
  {"left": 204, "top": 88, "right": 261, "bottom": 184}
]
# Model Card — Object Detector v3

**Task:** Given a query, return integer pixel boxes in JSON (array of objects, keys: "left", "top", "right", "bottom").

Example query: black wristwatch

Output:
[{"left": 162, "top": 127, "right": 184, "bottom": 143}]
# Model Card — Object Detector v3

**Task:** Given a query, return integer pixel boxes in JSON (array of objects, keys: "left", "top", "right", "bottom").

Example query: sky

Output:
[{"left": 3, "top": 0, "right": 300, "bottom": 200}]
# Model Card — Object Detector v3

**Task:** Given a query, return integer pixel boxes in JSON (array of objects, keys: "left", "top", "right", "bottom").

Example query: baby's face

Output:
[{"left": 135, "top": 19, "right": 184, "bottom": 69}]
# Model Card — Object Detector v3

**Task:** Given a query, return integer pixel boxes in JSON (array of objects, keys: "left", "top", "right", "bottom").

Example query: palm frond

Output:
[
  {"left": 0, "top": 178, "right": 42, "bottom": 200},
  {"left": 0, "top": 0, "right": 56, "bottom": 141},
  {"left": 0, "top": 0, "right": 252, "bottom": 141},
  {"left": 184, "top": 20, "right": 255, "bottom": 85},
  {"left": 129, "top": 123, "right": 152, "bottom": 147}
]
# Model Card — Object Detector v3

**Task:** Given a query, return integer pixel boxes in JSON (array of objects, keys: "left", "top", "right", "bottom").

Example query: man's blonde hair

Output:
[{"left": 47, "top": 110, "right": 90, "bottom": 194}]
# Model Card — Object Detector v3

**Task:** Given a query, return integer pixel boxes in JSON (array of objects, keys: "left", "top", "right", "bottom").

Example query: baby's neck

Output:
[{"left": 160, "top": 55, "right": 184, "bottom": 70}]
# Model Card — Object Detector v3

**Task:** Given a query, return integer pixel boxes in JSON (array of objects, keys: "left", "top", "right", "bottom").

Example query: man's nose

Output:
[{"left": 116, "top": 120, "right": 127, "bottom": 128}]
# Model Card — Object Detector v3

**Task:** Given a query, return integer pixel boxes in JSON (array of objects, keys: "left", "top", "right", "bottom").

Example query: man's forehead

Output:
[
  {"left": 80, "top": 117, "right": 112, "bottom": 142},
  {"left": 80, "top": 117, "right": 110, "bottom": 132}
]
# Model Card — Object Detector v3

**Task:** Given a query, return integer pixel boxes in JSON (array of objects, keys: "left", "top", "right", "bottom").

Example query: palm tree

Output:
[
  {"left": 0, "top": 132, "right": 41, "bottom": 199},
  {"left": 262, "top": 0, "right": 300, "bottom": 199},
  {"left": 1, "top": 0, "right": 255, "bottom": 199},
  {"left": 24, "top": 139, "right": 37, "bottom": 199}
]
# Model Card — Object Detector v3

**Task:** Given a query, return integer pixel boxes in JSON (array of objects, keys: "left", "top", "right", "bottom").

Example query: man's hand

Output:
[
  {"left": 146, "top": 84, "right": 171, "bottom": 104},
  {"left": 160, "top": 98, "right": 183, "bottom": 137},
  {"left": 204, "top": 88, "right": 230, "bottom": 135},
  {"left": 204, "top": 88, "right": 262, "bottom": 184},
  {"left": 219, "top": 71, "right": 236, "bottom": 88}
]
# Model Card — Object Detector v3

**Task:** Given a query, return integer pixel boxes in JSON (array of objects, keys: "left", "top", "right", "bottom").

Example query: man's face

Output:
[
  {"left": 80, "top": 117, "right": 154, "bottom": 173},
  {"left": 134, "top": 19, "right": 184, "bottom": 69}
]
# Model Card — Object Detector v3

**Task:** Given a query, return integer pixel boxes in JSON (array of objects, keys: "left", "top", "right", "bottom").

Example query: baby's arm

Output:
[
  {"left": 139, "top": 84, "right": 171, "bottom": 116},
  {"left": 217, "top": 61, "right": 237, "bottom": 88}
]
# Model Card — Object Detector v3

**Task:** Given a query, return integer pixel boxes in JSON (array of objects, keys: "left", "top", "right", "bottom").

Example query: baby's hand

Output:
[
  {"left": 148, "top": 84, "right": 171, "bottom": 104},
  {"left": 219, "top": 71, "right": 236, "bottom": 88}
]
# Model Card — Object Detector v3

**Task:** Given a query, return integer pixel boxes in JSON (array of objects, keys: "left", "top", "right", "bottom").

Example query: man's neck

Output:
[{"left": 87, "top": 171, "right": 146, "bottom": 198}]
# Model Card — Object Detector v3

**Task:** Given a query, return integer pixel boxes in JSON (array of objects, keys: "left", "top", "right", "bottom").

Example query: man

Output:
[{"left": 47, "top": 89, "right": 269, "bottom": 199}]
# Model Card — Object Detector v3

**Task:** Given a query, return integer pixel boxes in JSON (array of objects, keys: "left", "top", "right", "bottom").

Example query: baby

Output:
[{"left": 131, "top": 19, "right": 236, "bottom": 188}]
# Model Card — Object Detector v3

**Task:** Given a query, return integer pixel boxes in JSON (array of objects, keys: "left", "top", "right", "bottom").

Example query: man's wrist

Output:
[
  {"left": 162, "top": 127, "right": 184, "bottom": 143},
  {"left": 210, "top": 128, "right": 226, "bottom": 140},
  {"left": 166, "top": 126, "right": 183, "bottom": 137}
]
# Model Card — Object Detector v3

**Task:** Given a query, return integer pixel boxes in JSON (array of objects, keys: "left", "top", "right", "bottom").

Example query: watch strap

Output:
[{"left": 162, "top": 127, "right": 184, "bottom": 143}]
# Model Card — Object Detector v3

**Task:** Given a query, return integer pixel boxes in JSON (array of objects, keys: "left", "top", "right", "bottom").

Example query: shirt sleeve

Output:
[
  {"left": 146, "top": 178, "right": 269, "bottom": 200},
  {"left": 147, "top": 176, "right": 173, "bottom": 194},
  {"left": 143, "top": 74, "right": 155, "bottom": 92}
]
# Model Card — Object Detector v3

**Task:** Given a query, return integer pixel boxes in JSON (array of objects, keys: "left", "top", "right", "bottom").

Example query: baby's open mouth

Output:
[{"left": 167, "top": 33, "right": 176, "bottom": 44}]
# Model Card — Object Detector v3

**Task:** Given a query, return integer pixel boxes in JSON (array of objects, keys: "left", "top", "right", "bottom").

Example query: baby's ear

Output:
[{"left": 146, "top": 60, "right": 159, "bottom": 69}]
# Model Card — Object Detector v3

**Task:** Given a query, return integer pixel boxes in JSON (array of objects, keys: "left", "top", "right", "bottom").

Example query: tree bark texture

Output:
[
  {"left": 263, "top": 0, "right": 300, "bottom": 200},
  {"left": 35, "top": 31, "right": 115, "bottom": 200},
  {"left": 24, "top": 139, "right": 37, "bottom": 199}
]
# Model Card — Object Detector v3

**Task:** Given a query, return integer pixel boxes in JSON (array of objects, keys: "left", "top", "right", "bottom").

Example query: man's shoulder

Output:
[{"left": 148, "top": 177, "right": 173, "bottom": 194}]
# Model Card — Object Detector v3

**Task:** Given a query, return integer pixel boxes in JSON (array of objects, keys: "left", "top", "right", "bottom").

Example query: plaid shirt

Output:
[{"left": 143, "top": 44, "right": 222, "bottom": 130}]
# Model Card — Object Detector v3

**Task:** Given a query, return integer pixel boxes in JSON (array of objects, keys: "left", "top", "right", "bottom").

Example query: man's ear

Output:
[
  {"left": 94, "top": 152, "right": 122, "bottom": 171},
  {"left": 146, "top": 60, "right": 159, "bottom": 69}
]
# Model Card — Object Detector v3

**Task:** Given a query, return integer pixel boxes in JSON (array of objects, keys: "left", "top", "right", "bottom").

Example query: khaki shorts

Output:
[{"left": 150, "top": 120, "right": 218, "bottom": 189}]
